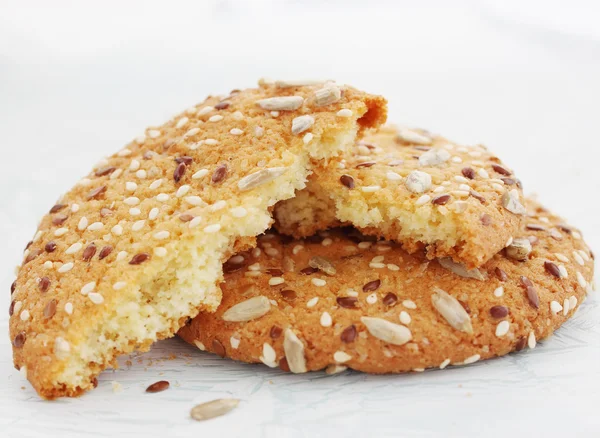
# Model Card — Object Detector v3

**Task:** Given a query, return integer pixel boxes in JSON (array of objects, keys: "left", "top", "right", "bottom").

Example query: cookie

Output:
[
  {"left": 274, "top": 125, "right": 527, "bottom": 268},
  {"left": 178, "top": 200, "right": 594, "bottom": 374},
  {"left": 9, "top": 80, "right": 387, "bottom": 398}
]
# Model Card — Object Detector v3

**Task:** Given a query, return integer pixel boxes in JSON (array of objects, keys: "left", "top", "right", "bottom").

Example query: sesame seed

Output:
[
  {"left": 184, "top": 127, "right": 200, "bottom": 137},
  {"left": 210, "top": 200, "right": 227, "bottom": 211},
  {"left": 111, "top": 224, "right": 123, "bottom": 236},
  {"left": 337, "top": 109, "right": 353, "bottom": 117},
  {"left": 495, "top": 320, "right": 510, "bottom": 337},
  {"left": 148, "top": 207, "right": 159, "bottom": 220},
  {"left": 129, "top": 208, "right": 141, "bottom": 216},
  {"left": 54, "top": 227, "right": 68, "bottom": 237},
  {"left": 175, "top": 117, "right": 189, "bottom": 128},
  {"left": 192, "top": 169, "right": 209, "bottom": 180},
  {"left": 176, "top": 185, "right": 190, "bottom": 197},
  {"left": 369, "top": 262, "right": 385, "bottom": 269},
  {"left": 550, "top": 300, "right": 563, "bottom": 314},
  {"left": 366, "top": 293, "right": 377, "bottom": 304},
  {"left": 569, "top": 296, "right": 578, "bottom": 310},
  {"left": 154, "top": 231, "right": 170, "bottom": 240},
  {"left": 87, "top": 222, "right": 103, "bottom": 231},
  {"left": 493, "top": 287, "right": 504, "bottom": 297},
  {"left": 576, "top": 271, "right": 587, "bottom": 288},
  {"left": 230, "top": 206, "right": 247, "bottom": 218},
  {"left": 306, "top": 297, "right": 319, "bottom": 307},
  {"left": 573, "top": 251, "right": 584, "bottom": 266},
  {"left": 558, "top": 265, "right": 568, "bottom": 278},
  {"left": 361, "top": 185, "right": 381, "bottom": 192},
  {"left": 81, "top": 282, "right": 96, "bottom": 295},
  {"left": 148, "top": 247, "right": 166, "bottom": 259},
  {"left": 204, "top": 224, "right": 221, "bottom": 233},
  {"left": 126, "top": 182, "right": 137, "bottom": 192},
  {"left": 265, "top": 248, "right": 279, "bottom": 256},
  {"left": 58, "top": 262, "right": 74, "bottom": 273},
  {"left": 88, "top": 292, "right": 104, "bottom": 304},
  {"left": 463, "top": 354, "right": 480, "bottom": 365},
  {"left": 20, "top": 310, "right": 30, "bottom": 321},
  {"left": 415, "top": 195, "right": 431, "bottom": 206},
  {"left": 204, "top": 138, "right": 219, "bottom": 146},
  {"left": 303, "top": 132, "right": 314, "bottom": 144},
  {"left": 321, "top": 238, "right": 332, "bottom": 247},
  {"left": 148, "top": 129, "right": 161, "bottom": 138},
  {"left": 208, "top": 115, "right": 223, "bottom": 122},
  {"left": 358, "top": 242, "right": 372, "bottom": 249},
  {"left": 78, "top": 217, "right": 88, "bottom": 230},
  {"left": 269, "top": 277, "right": 285, "bottom": 286},
  {"left": 132, "top": 220, "right": 145, "bottom": 231},
  {"left": 197, "top": 106, "right": 213, "bottom": 116},
  {"left": 402, "top": 300, "right": 417, "bottom": 309},
  {"left": 149, "top": 179, "right": 163, "bottom": 190},
  {"left": 527, "top": 331, "right": 536, "bottom": 349},
  {"left": 129, "top": 159, "right": 141, "bottom": 172},
  {"left": 65, "top": 302, "right": 73, "bottom": 314},
  {"left": 189, "top": 217, "right": 202, "bottom": 228},
  {"left": 318, "top": 312, "right": 333, "bottom": 327},
  {"left": 156, "top": 193, "right": 170, "bottom": 202},
  {"left": 230, "top": 128, "right": 244, "bottom": 136},
  {"left": 312, "top": 278, "right": 326, "bottom": 287},
  {"left": 386, "top": 171, "right": 402, "bottom": 181},
  {"left": 113, "top": 282, "right": 127, "bottom": 290},
  {"left": 110, "top": 168, "right": 123, "bottom": 180},
  {"left": 333, "top": 351, "right": 352, "bottom": 363},
  {"left": 64, "top": 242, "right": 83, "bottom": 255},
  {"left": 136, "top": 169, "right": 147, "bottom": 179},
  {"left": 118, "top": 149, "right": 132, "bottom": 157}
]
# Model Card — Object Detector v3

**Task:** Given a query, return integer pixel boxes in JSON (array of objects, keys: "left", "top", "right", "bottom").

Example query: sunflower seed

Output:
[
  {"left": 283, "top": 329, "right": 307, "bottom": 373},
  {"left": 308, "top": 256, "right": 336, "bottom": 275},
  {"left": 431, "top": 287, "right": 473, "bottom": 333},
  {"left": 238, "top": 167, "right": 288, "bottom": 191},
  {"left": 360, "top": 317, "right": 412, "bottom": 346},
  {"left": 314, "top": 85, "right": 342, "bottom": 106},
  {"left": 222, "top": 296, "right": 271, "bottom": 322},
  {"left": 405, "top": 170, "right": 432, "bottom": 193},
  {"left": 438, "top": 257, "right": 487, "bottom": 280},
  {"left": 506, "top": 238, "right": 532, "bottom": 261},
  {"left": 418, "top": 148, "right": 451, "bottom": 166},
  {"left": 501, "top": 189, "right": 526, "bottom": 215},
  {"left": 190, "top": 399, "right": 240, "bottom": 422},
  {"left": 291, "top": 115, "right": 315, "bottom": 134},
  {"left": 256, "top": 96, "right": 303, "bottom": 111}
]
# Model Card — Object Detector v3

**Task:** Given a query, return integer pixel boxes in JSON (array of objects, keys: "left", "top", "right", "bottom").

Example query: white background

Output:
[{"left": 0, "top": 1, "right": 599, "bottom": 437}]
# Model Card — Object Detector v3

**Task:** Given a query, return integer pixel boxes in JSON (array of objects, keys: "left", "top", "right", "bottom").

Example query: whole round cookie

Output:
[
  {"left": 274, "top": 125, "right": 527, "bottom": 269},
  {"left": 178, "top": 200, "right": 594, "bottom": 373},
  {"left": 9, "top": 80, "right": 387, "bottom": 398}
]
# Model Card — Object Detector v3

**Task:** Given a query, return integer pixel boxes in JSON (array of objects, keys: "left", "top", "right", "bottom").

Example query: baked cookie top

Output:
[
  {"left": 9, "top": 80, "right": 387, "bottom": 398},
  {"left": 274, "top": 125, "right": 527, "bottom": 268},
  {"left": 178, "top": 200, "right": 594, "bottom": 374}
]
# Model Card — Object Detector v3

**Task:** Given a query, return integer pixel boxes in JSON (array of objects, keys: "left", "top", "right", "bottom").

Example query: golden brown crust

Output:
[
  {"left": 178, "top": 200, "right": 594, "bottom": 373},
  {"left": 9, "top": 81, "right": 387, "bottom": 398},
  {"left": 274, "top": 125, "right": 526, "bottom": 268}
]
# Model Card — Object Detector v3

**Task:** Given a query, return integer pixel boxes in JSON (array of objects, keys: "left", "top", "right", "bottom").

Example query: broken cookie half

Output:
[
  {"left": 275, "top": 125, "right": 526, "bottom": 268},
  {"left": 9, "top": 81, "right": 387, "bottom": 398}
]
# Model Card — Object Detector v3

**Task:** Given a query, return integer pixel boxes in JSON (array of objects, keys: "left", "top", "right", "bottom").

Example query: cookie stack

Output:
[{"left": 9, "top": 80, "right": 594, "bottom": 399}]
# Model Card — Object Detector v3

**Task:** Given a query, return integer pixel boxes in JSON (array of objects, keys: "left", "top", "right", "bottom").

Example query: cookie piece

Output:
[
  {"left": 274, "top": 125, "right": 527, "bottom": 268},
  {"left": 178, "top": 200, "right": 594, "bottom": 374},
  {"left": 9, "top": 81, "right": 387, "bottom": 398}
]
